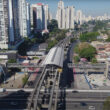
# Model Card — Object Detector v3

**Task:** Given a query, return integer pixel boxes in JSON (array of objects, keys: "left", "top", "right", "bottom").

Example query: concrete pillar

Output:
[{"left": 105, "top": 61, "right": 109, "bottom": 78}]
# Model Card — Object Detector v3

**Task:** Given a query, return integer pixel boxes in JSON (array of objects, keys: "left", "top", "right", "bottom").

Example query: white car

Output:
[
  {"left": 0, "top": 88, "right": 6, "bottom": 93},
  {"left": 89, "top": 106, "right": 95, "bottom": 110}
]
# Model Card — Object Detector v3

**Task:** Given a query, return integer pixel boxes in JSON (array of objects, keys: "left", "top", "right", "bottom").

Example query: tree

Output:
[
  {"left": 80, "top": 32, "right": 99, "bottom": 42},
  {"left": 8, "top": 59, "right": 17, "bottom": 63},
  {"left": 74, "top": 42, "right": 97, "bottom": 61},
  {"left": 106, "top": 36, "right": 110, "bottom": 42},
  {"left": 22, "top": 75, "right": 28, "bottom": 86},
  {"left": 74, "top": 56, "right": 80, "bottom": 63},
  {"left": 47, "top": 39, "right": 58, "bottom": 51},
  {"left": 79, "top": 46, "right": 96, "bottom": 61},
  {"left": 103, "top": 97, "right": 110, "bottom": 110},
  {"left": 74, "top": 45, "right": 79, "bottom": 54},
  {"left": 91, "top": 58, "right": 97, "bottom": 63},
  {"left": 70, "top": 38, "right": 76, "bottom": 43},
  {"left": 47, "top": 19, "right": 58, "bottom": 32},
  {"left": 93, "top": 20, "right": 107, "bottom": 32}
]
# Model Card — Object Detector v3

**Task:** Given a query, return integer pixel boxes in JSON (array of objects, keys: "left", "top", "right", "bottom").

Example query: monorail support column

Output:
[{"left": 105, "top": 61, "right": 109, "bottom": 78}]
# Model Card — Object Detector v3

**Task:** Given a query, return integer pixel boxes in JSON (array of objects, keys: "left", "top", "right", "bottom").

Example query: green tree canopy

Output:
[
  {"left": 74, "top": 56, "right": 80, "bottom": 63},
  {"left": 74, "top": 42, "right": 96, "bottom": 61},
  {"left": 103, "top": 97, "right": 110, "bottom": 110},
  {"left": 80, "top": 32, "right": 99, "bottom": 42},
  {"left": 79, "top": 45, "right": 96, "bottom": 61},
  {"left": 8, "top": 59, "right": 17, "bottom": 63},
  {"left": 47, "top": 19, "right": 58, "bottom": 32}
]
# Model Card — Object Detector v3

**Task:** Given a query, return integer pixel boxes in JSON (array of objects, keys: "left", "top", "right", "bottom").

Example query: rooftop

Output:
[{"left": 42, "top": 46, "right": 64, "bottom": 68}]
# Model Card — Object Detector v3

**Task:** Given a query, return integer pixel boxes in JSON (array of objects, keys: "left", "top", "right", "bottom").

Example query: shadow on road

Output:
[
  {"left": 0, "top": 90, "right": 30, "bottom": 109},
  {"left": 60, "top": 43, "right": 75, "bottom": 88}
]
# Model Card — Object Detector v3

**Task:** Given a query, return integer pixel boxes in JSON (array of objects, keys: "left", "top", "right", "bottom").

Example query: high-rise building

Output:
[
  {"left": 12, "top": 0, "right": 21, "bottom": 43},
  {"left": 58, "top": 0, "right": 64, "bottom": 9},
  {"left": 76, "top": 10, "right": 83, "bottom": 25},
  {"left": 0, "top": 0, "right": 9, "bottom": 49},
  {"left": 18, "top": 0, "right": 28, "bottom": 37},
  {"left": 0, "top": 0, "right": 30, "bottom": 49},
  {"left": 32, "top": 3, "right": 49, "bottom": 32},
  {"left": 44, "top": 5, "right": 49, "bottom": 30},
  {"left": 65, "top": 6, "right": 75, "bottom": 29},
  {"left": 0, "top": 0, "right": 22, "bottom": 49},
  {"left": 30, "top": 5, "right": 34, "bottom": 29},
  {"left": 56, "top": 0, "right": 75, "bottom": 29},
  {"left": 26, "top": 2, "right": 31, "bottom": 36},
  {"left": 49, "top": 13, "right": 52, "bottom": 21},
  {"left": 70, "top": 6, "right": 75, "bottom": 29},
  {"left": 56, "top": 0, "right": 65, "bottom": 29},
  {"left": 65, "top": 7, "right": 69, "bottom": 29}
]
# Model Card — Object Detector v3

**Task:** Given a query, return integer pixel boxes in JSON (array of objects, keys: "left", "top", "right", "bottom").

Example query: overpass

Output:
[
  {"left": 7, "top": 63, "right": 42, "bottom": 68},
  {"left": 68, "top": 63, "right": 106, "bottom": 69}
]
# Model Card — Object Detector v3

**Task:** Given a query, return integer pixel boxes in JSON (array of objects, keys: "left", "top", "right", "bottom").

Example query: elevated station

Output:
[{"left": 42, "top": 46, "right": 64, "bottom": 68}]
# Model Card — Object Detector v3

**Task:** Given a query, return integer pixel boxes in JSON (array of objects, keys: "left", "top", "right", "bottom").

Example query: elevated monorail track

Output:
[{"left": 28, "top": 66, "right": 61, "bottom": 110}]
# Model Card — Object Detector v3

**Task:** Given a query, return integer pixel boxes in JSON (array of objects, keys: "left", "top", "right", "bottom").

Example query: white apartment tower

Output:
[
  {"left": 56, "top": 0, "right": 75, "bottom": 29},
  {"left": 26, "top": 3, "right": 31, "bottom": 36},
  {"left": 44, "top": 5, "right": 49, "bottom": 30},
  {"left": 76, "top": 10, "right": 83, "bottom": 25},
  {"left": 0, "top": 0, "right": 22, "bottom": 49},
  {"left": 56, "top": 0, "right": 65, "bottom": 29},
  {"left": 65, "top": 7, "right": 70, "bottom": 29},
  {"left": 30, "top": 5, "right": 34, "bottom": 30},
  {"left": 70, "top": 6, "right": 75, "bottom": 29},
  {"left": 18, "top": 0, "right": 28, "bottom": 37},
  {"left": 0, "top": 0, "right": 9, "bottom": 49},
  {"left": 0, "top": 0, "right": 30, "bottom": 49}
]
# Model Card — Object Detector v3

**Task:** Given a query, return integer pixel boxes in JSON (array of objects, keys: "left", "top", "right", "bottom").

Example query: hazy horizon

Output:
[{"left": 27, "top": 0, "right": 110, "bottom": 18}]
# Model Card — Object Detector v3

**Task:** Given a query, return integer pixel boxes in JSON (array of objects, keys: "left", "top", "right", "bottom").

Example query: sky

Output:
[{"left": 27, "top": 0, "right": 110, "bottom": 18}]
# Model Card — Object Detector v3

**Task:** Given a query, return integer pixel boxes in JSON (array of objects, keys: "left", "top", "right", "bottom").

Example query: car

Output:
[
  {"left": 80, "top": 102, "right": 87, "bottom": 106},
  {"left": 0, "top": 88, "right": 6, "bottom": 93},
  {"left": 57, "top": 102, "right": 63, "bottom": 109},
  {"left": 17, "top": 90, "right": 25, "bottom": 94},
  {"left": 10, "top": 102, "right": 18, "bottom": 106},
  {"left": 89, "top": 106, "right": 95, "bottom": 110},
  {"left": 72, "top": 90, "right": 79, "bottom": 93}
]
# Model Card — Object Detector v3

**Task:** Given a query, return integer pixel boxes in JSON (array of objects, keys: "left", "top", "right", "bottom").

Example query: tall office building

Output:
[
  {"left": 56, "top": 0, "right": 75, "bottom": 29},
  {"left": 32, "top": 3, "right": 49, "bottom": 32},
  {"left": 76, "top": 10, "right": 83, "bottom": 25}
]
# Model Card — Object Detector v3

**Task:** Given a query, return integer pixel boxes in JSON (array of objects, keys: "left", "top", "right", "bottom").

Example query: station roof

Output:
[{"left": 42, "top": 47, "right": 64, "bottom": 68}]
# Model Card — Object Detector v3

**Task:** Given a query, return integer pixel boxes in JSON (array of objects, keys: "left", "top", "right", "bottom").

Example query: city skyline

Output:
[{"left": 27, "top": 0, "right": 110, "bottom": 17}]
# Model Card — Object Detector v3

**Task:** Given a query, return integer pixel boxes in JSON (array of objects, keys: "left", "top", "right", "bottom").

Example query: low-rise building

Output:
[{"left": 0, "top": 50, "right": 17, "bottom": 60}]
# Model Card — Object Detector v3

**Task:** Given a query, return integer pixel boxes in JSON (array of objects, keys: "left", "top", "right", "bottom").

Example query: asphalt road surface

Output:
[
  {"left": 0, "top": 91, "right": 30, "bottom": 109},
  {"left": 60, "top": 41, "right": 77, "bottom": 88},
  {"left": 0, "top": 90, "right": 109, "bottom": 110}
]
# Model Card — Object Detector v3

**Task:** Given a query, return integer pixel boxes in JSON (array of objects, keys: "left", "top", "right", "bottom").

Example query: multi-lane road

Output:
[
  {"left": 0, "top": 90, "right": 109, "bottom": 110},
  {"left": 0, "top": 91, "right": 30, "bottom": 109}
]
